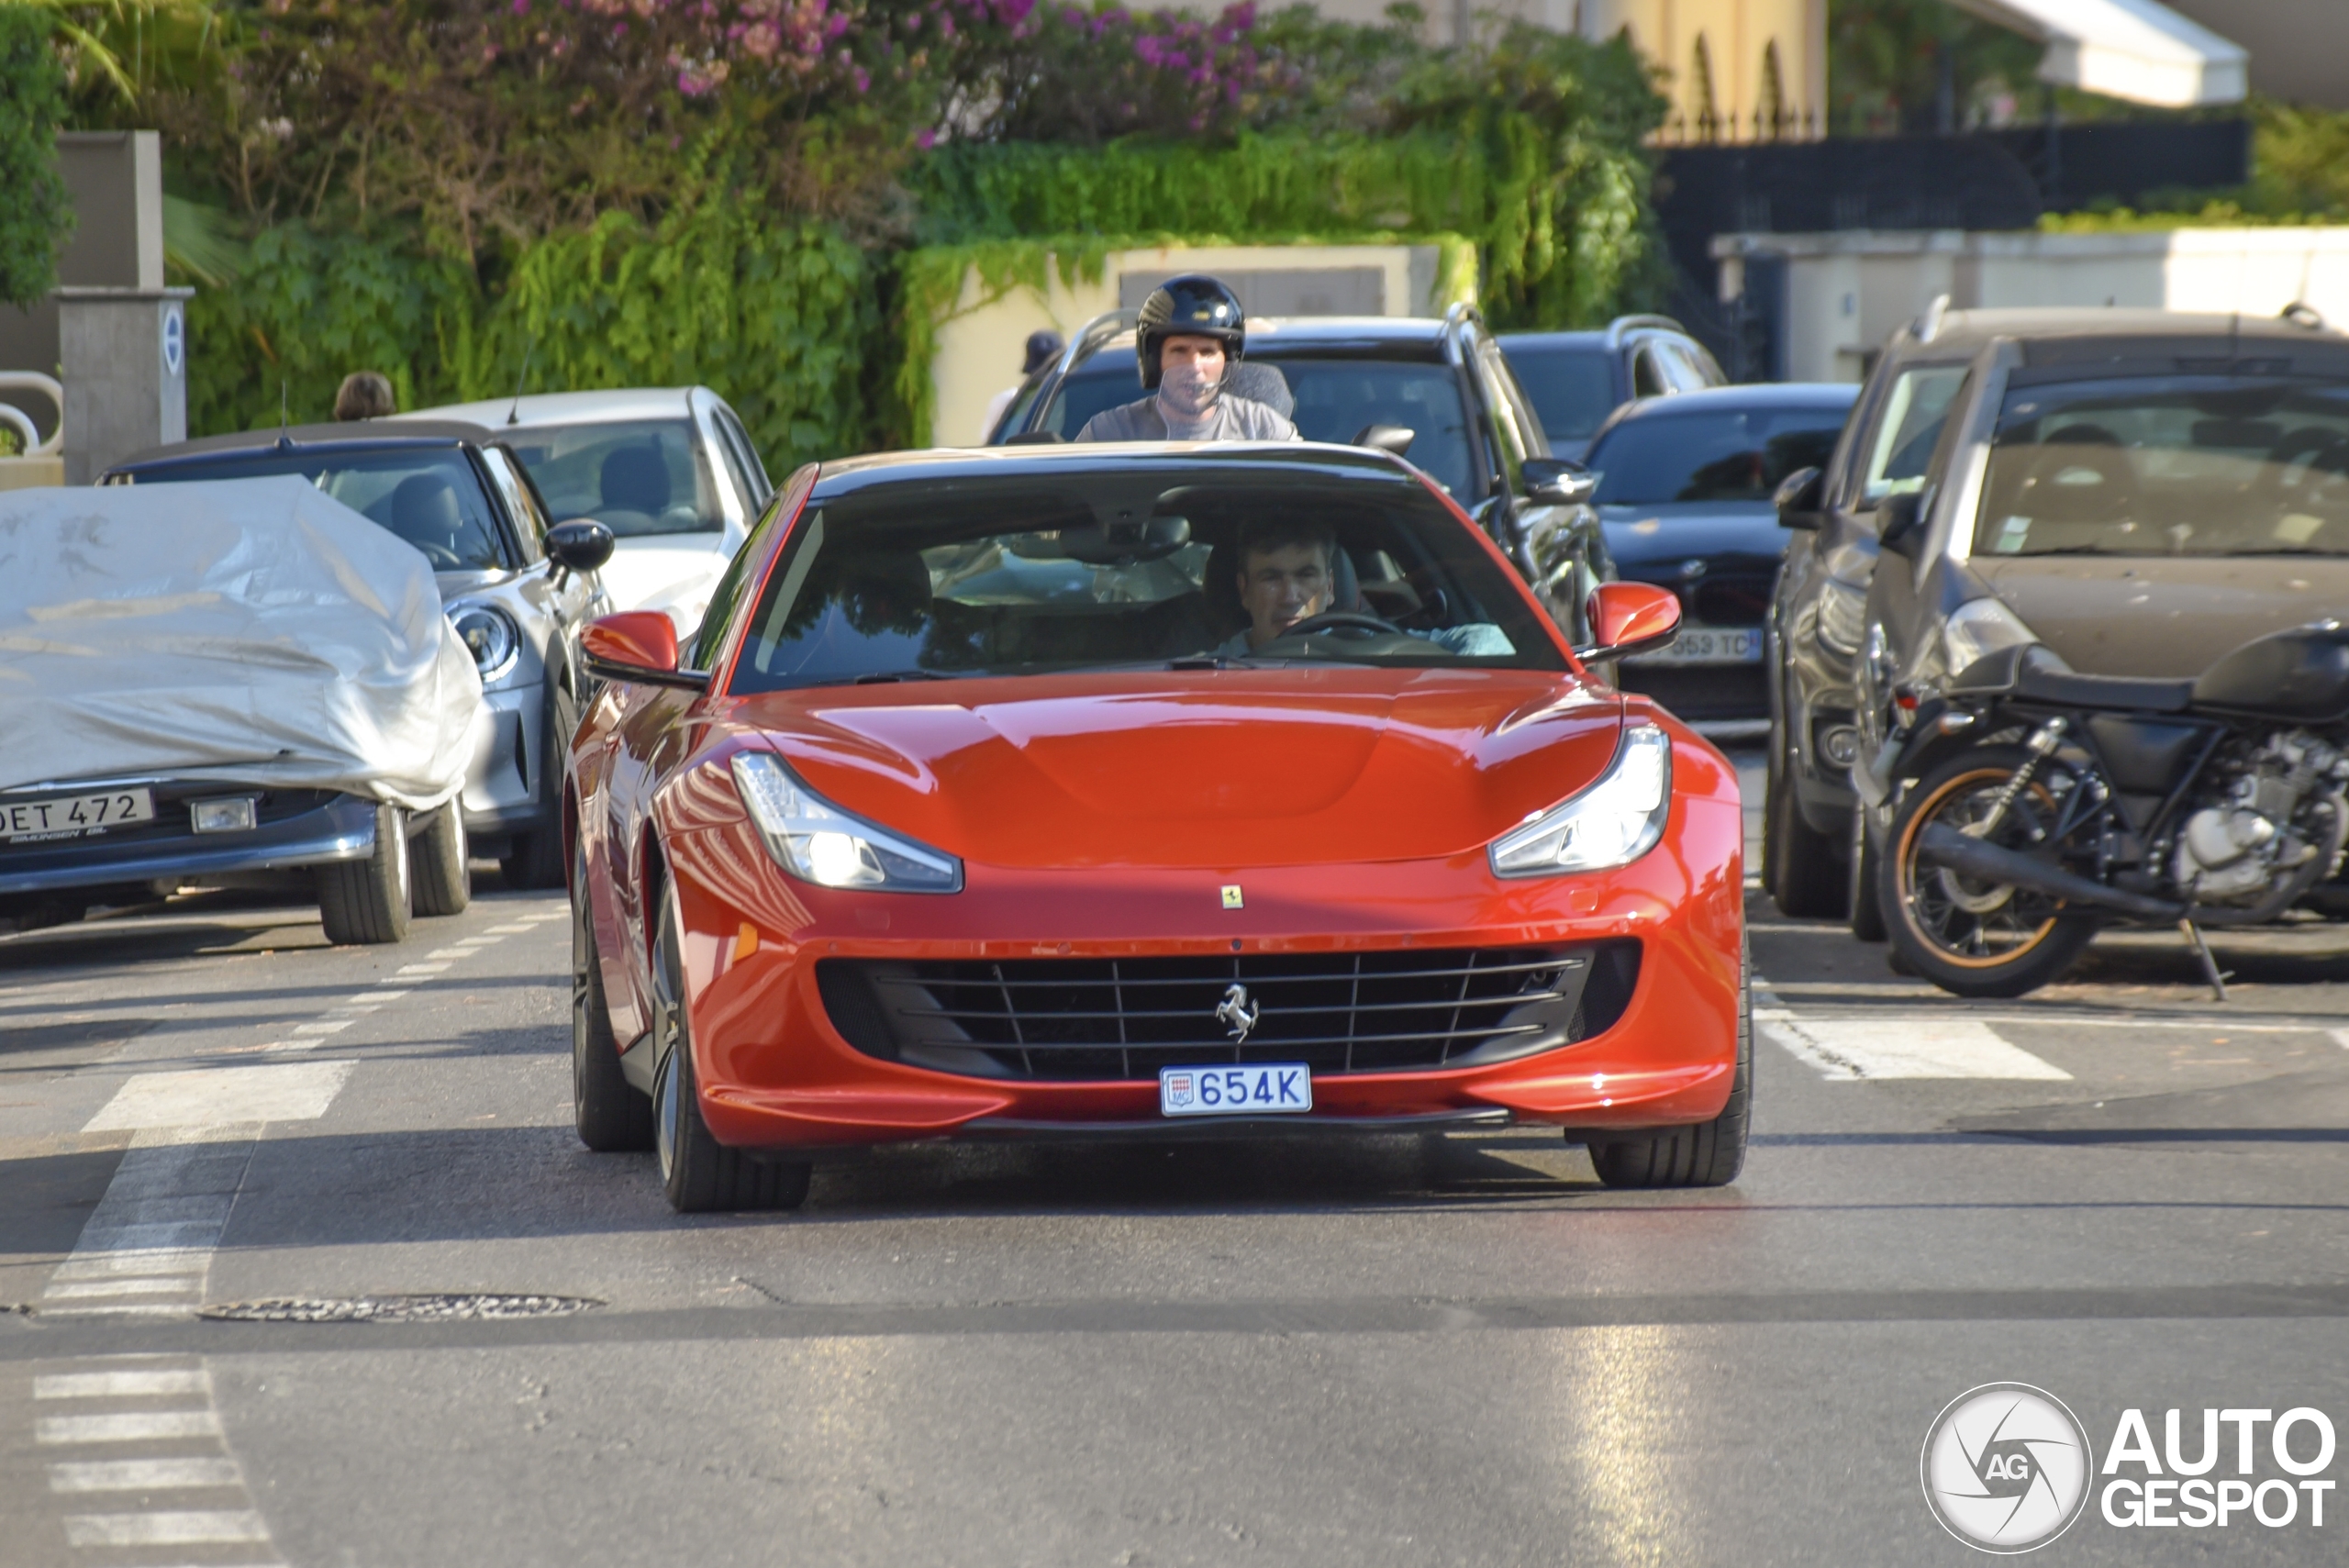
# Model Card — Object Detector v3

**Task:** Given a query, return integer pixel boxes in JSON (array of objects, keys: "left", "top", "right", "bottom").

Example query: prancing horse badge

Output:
[{"left": 1220, "top": 884, "right": 1244, "bottom": 909}]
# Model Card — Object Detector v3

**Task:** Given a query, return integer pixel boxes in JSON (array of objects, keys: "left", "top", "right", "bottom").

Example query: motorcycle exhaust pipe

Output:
[{"left": 1914, "top": 823, "right": 2186, "bottom": 922}]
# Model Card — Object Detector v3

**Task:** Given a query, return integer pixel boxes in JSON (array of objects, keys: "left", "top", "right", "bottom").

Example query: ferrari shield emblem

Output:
[{"left": 1220, "top": 884, "right": 1244, "bottom": 909}]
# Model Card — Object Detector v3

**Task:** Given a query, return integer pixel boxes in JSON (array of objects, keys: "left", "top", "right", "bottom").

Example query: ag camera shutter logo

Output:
[{"left": 1921, "top": 1383, "right": 2092, "bottom": 1552}]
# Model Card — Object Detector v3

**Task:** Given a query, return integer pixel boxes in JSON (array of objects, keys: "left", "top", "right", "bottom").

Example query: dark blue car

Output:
[{"left": 1581, "top": 384, "right": 1857, "bottom": 735}]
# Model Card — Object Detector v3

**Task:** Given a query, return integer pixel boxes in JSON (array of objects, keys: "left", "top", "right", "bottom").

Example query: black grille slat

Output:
[{"left": 825, "top": 942, "right": 1642, "bottom": 1083}]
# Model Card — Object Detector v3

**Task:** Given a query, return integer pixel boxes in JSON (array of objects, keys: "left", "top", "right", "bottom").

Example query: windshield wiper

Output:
[{"left": 852, "top": 670, "right": 954, "bottom": 684}]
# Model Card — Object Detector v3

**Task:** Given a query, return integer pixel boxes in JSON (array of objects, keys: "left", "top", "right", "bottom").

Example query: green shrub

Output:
[{"left": 0, "top": 6, "right": 72, "bottom": 309}]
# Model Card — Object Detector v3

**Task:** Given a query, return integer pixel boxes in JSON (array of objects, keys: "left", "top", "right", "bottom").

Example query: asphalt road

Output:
[{"left": 2, "top": 749, "right": 2345, "bottom": 1566}]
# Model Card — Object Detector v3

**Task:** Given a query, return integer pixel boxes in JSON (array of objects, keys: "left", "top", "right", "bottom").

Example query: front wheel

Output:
[
  {"left": 573, "top": 836, "right": 651, "bottom": 1152},
  {"left": 317, "top": 802, "right": 411, "bottom": 945},
  {"left": 410, "top": 800, "right": 471, "bottom": 917},
  {"left": 1846, "top": 805, "right": 1887, "bottom": 941},
  {"left": 1880, "top": 745, "right": 2099, "bottom": 998},
  {"left": 1583, "top": 944, "right": 1751, "bottom": 1189},
  {"left": 650, "top": 881, "right": 811, "bottom": 1213},
  {"left": 1765, "top": 741, "right": 1846, "bottom": 918}
]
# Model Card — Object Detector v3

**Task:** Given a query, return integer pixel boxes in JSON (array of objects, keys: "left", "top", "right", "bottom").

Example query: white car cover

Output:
[{"left": 0, "top": 477, "right": 484, "bottom": 812}]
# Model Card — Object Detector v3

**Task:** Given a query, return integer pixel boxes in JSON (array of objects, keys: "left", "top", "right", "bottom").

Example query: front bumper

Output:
[
  {"left": 637, "top": 738, "right": 1747, "bottom": 1153},
  {"left": 0, "top": 792, "right": 375, "bottom": 896}
]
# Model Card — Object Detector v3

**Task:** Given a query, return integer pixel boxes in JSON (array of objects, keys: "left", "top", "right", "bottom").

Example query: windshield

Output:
[
  {"left": 1863, "top": 364, "right": 1965, "bottom": 502},
  {"left": 1977, "top": 377, "right": 2349, "bottom": 557},
  {"left": 1587, "top": 404, "right": 1851, "bottom": 505},
  {"left": 500, "top": 418, "right": 722, "bottom": 537},
  {"left": 1503, "top": 345, "right": 1619, "bottom": 443},
  {"left": 125, "top": 448, "right": 507, "bottom": 571},
  {"left": 729, "top": 465, "right": 1564, "bottom": 693},
  {"left": 1036, "top": 352, "right": 1478, "bottom": 498}
]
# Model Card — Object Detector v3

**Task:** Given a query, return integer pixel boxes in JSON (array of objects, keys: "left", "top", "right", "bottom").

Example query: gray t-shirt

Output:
[{"left": 1076, "top": 395, "right": 1301, "bottom": 443}]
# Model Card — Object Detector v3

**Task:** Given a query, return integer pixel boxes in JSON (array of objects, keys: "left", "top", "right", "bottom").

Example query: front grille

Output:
[
  {"left": 818, "top": 942, "right": 1641, "bottom": 1083},
  {"left": 1616, "top": 662, "right": 1767, "bottom": 721},
  {"left": 1690, "top": 575, "right": 1773, "bottom": 627}
]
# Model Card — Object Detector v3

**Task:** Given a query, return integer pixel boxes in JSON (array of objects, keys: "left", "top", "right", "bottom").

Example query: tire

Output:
[
  {"left": 572, "top": 837, "right": 652, "bottom": 1152},
  {"left": 1584, "top": 943, "right": 1752, "bottom": 1189},
  {"left": 409, "top": 801, "right": 471, "bottom": 917},
  {"left": 502, "top": 682, "right": 577, "bottom": 891},
  {"left": 317, "top": 802, "right": 412, "bottom": 945},
  {"left": 1765, "top": 742, "right": 1847, "bottom": 918},
  {"left": 1879, "top": 745, "right": 2100, "bottom": 999},
  {"left": 1846, "top": 804, "right": 1887, "bottom": 942},
  {"left": 649, "top": 881, "right": 810, "bottom": 1212}
]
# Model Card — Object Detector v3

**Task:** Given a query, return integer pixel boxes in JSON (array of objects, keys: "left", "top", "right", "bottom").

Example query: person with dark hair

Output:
[
  {"left": 983, "top": 328, "right": 1067, "bottom": 442},
  {"left": 1076, "top": 275, "right": 1297, "bottom": 443},
  {"left": 333, "top": 372, "right": 395, "bottom": 421},
  {"left": 1212, "top": 516, "right": 1515, "bottom": 659}
]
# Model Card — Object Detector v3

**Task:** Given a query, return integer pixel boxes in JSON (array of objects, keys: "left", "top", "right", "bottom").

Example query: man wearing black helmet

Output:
[{"left": 1075, "top": 274, "right": 1300, "bottom": 443}]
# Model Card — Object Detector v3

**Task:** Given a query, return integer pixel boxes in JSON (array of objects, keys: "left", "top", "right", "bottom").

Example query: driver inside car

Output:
[{"left": 1213, "top": 520, "right": 1514, "bottom": 658}]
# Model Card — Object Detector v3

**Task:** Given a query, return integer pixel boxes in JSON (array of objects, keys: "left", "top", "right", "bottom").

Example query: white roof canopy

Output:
[{"left": 1948, "top": 0, "right": 2247, "bottom": 107}]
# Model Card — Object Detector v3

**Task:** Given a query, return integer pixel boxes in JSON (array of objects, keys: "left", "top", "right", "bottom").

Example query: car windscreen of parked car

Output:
[
  {"left": 1976, "top": 376, "right": 2349, "bottom": 557},
  {"left": 1039, "top": 357, "right": 1477, "bottom": 499},
  {"left": 1861, "top": 364, "right": 1967, "bottom": 502},
  {"left": 124, "top": 449, "right": 507, "bottom": 571},
  {"left": 498, "top": 419, "right": 722, "bottom": 537},
  {"left": 1503, "top": 346, "right": 1619, "bottom": 447},
  {"left": 729, "top": 466, "right": 1565, "bottom": 692},
  {"left": 1587, "top": 406, "right": 1849, "bottom": 505}
]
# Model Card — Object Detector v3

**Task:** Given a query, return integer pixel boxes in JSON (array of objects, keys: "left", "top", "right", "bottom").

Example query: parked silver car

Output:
[
  {"left": 403, "top": 387, "right": 772, "bottom": 637},
  {"left": 105, "top": 421, "right": 613, "bottom": 887}
]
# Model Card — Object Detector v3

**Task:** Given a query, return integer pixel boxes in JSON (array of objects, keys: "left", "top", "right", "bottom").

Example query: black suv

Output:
[
  {"left": 1498, "top": 316, "right": 1727, "bottom": 462},
  {"left": 994, "top": 306, "right": 1612, "bottom": 639}
]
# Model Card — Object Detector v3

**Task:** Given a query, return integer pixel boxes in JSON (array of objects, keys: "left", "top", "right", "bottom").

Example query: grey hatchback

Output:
[{"left": 105, "top": 422, "right": 613, "bottom": 888}]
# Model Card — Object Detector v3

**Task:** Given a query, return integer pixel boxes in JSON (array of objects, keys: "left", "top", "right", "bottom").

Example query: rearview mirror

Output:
[
  {"left": 546, "top": 518, "right": 616, "bottom": 573},
  {"left": 582, "top": 611, "right": 708, "bottom": 691},
  {"left": 1520, "top": 457, "right": 1597, "bottom": 506},
  {"left": 1575, "top": 581, "right": 1682, "bottom": 662},
  {"left": 1774, "top": 465, "right": 1824, "bottom": 529},
  {"left": 1877, "top": 492, "right": 1926, "bottom": 558},
  {"left": 1353, "top": 424, "right": 1416, "bottom": 458}
]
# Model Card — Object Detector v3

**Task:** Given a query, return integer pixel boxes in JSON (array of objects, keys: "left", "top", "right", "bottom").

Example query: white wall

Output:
[{"left": 1716, "top": 227, "right": 2349, "bottom": 382}]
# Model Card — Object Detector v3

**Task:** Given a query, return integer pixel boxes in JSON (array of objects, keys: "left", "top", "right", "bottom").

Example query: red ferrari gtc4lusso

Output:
[{"left": 568, "top": 443, "right": 1747, "bottom": 1211}]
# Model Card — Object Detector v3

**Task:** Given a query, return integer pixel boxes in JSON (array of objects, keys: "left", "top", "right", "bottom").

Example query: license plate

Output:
[
  {"left": 0, "top": 787, "right": 156, "bottom": 843},
  {"left": 1628, "top": 626, "right": 1762, "bottom": 665},
  {"left": 1160, "top": 1062, "right": 1312, "bottom": 1118}
]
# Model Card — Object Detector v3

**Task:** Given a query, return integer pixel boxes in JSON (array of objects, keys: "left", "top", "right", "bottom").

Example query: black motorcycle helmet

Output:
[{"left": 1135, "top": 274, "right": 1246, "bottom": 390}]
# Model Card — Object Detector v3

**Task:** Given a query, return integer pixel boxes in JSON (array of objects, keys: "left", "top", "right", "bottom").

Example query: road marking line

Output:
[
  {"left": 354, "top": 988, "right": 408, "bottom": 1003},
  {"left": 485, "top": 923, "right": 534, "bottom": 933},
  {"left": 424, "top": 948, "right": 475, "bottom": 959},
  {"left": 52, "top": 1249, "right": 213, "bottom": 1279},
  {"left": 2332, "top": 1029, "right": 2349, "bottom": 1051},
  {"left": 38, "top": 1411, "right": 222, "bottom": 1444},
  {"left": 290, "top": 1019, "right": 353, "bottom": 1036},
  {"left": 394, "top": 962, "right": 450, "bottom": 975},
  {"left": 1758, "top": 1018, "right": 2073, "bottom": 1081},
  {"left": 83, "top": 1062, "right": 354, "bottom": 1131},
  {"left": 49, "top": 1458, "right": 243, "bottom": 1492},
  {"left": 42, "top": 1278, "right": 204, "bottom": 1301},
  {"left": 37, "top": 1370, "right": 209, "bottom": 1399},
  {"left": 62, "top": 1510, "right": 270, "bottom": 1546}
]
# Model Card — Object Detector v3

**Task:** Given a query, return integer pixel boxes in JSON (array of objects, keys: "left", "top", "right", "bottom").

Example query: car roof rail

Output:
[
  {"left": 1604, "top": 314, "right": 1687, "bottom": 348},
  {"left": 1916, "top": 293, "right": 1953, "bottom": 343}
]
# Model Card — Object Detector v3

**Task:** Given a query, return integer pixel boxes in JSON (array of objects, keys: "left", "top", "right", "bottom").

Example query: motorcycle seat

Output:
[{"left": 2005, "top": 645, "right": 2195, "bottom": 713}]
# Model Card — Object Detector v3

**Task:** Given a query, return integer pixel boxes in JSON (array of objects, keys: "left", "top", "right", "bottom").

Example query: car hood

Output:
[
  {"left": 1598, "top": 503, "right": 1789, "bottom": 577},
  {"left": 1982, "top": 556, "right": 2349, "bottom": 678},
  {"left": 719, "top": 669, "right": 1625, "bottom": 871},
  {"left": 598, "top": 535, "right": 732, "bottom": 629}
]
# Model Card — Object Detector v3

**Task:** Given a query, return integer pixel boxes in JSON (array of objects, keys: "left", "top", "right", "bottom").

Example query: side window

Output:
[
  {"left": 1475, "top": 339, "right": 1552, "bottom": 462},
  {"left": 713, "top": 405, "right": 772, "bottom": 506},
  {"left": 1660, "top": 341, "right": 1711, "bottom": 393},
  {"left": 1631, "top": 346, "right": 1669, "bottom": 399},
  {"left": 694, "top": 465, "right": 813, "bottom": 671},
  {"left": 477, "top": 446, "right": 545, "bottom": 562},
  {"left": 1858, "top": 365, "right": 1968, "bottom": 505}
]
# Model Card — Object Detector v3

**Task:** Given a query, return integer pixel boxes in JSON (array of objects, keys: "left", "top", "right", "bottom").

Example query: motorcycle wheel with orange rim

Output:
[{"left": 1878, "top": 745, "right": 2101, "bottom": 998}]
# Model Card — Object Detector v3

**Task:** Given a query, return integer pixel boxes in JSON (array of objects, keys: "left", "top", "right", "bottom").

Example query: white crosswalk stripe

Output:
[{"left": 1757, "top": 1016, "right": 2074, "bottom": 1081}]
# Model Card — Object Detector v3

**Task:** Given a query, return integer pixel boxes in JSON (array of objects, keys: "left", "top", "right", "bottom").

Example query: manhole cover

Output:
[{"left": 202, "top": 1294, "right": 601, "bottom": 1323}]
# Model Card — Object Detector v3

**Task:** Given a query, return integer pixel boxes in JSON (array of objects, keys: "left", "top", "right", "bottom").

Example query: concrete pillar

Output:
[{"left": 58, "top": 287, "right": 191, "bottom": 484}]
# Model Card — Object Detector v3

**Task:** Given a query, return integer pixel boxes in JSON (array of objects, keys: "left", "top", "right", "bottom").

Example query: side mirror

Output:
[
  {"left": 1353, "top": 423, "right": 1416, "bottom": 458},
  {"left": 546, "top": 518, "right": 617, "bottom": 573},
  {"left": 1575, "top": 581, "right": 1682, "bottom": 662},
  {"left": 1774, "top": 465, "right": 1825, "bottom": 529},
  {"left": 1520, "top": 457, "right": 1597, "bottom": 506},
  {"left": 581, "top": 611, "right": 708, "bottom": 691},
  {"left": 1877, "top": 492, "right": 1926, "bottom": 558}
]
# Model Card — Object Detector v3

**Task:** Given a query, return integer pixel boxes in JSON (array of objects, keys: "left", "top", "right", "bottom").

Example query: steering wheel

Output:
[
  {"left": 416, "top": 540, "right": 464, "bottom": 570},
  {"left": 1276, "top": 609, "right": 1405, "bottom": 640}
]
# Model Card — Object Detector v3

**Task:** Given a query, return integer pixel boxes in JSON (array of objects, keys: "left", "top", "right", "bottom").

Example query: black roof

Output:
[
  {"left": 112, "top": 419, "right": 495, "bottom": 474},
  {"left": 810, "top": 439, "right": 1424, "bottom": 498}
]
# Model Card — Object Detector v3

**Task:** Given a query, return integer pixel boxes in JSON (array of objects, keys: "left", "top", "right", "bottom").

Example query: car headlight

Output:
[
  {"left": 1489, "top": 723, "right": 1672, "bottom": 878},
  {"left": 1816, "top": 578, "right": 1868, "bottom": 656},
  {"left": 1940, "top": 596, "right": 2037, "bottom": 679},
  {"left": 448, "top": 604, "right": 519, "bottom": 681},
  {"left": 730, "top": 752, "right": 962, "bottom": 894}
]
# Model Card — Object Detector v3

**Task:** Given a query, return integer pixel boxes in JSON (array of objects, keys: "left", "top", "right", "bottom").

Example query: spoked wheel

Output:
[
  {"left": 1880, "top": 745, "right": 2099, "bottom": 998},
  {"left": 649, "top": 880, "right": 810, "bottom": 1213}
]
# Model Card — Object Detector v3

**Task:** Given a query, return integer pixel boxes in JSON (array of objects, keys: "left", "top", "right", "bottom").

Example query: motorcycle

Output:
[{"left": 1866, "top": 618, "right": 2349, "bottom": 999}]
